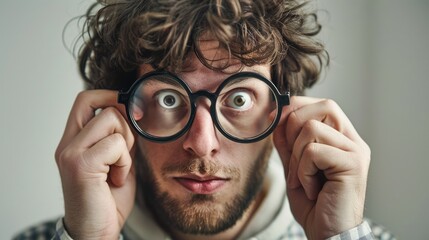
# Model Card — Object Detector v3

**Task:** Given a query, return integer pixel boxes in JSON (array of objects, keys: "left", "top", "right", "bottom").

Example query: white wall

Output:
[
  {"left": 311, "top": 1, "right": 429, "bottom": 239},
  {"left": 1, "top": 1, "right": 427, "bottom": 239},
  {"left": 0, "top": 1, "right": 85, "bottom": 239},
  {"left": 366, "top": 1, "right": 429, "bottom": 239}
]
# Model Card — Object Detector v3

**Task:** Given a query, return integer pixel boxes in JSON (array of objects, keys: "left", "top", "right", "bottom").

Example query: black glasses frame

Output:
[{"left": 118, "top": 71, "right": 290, "bottom": 143}]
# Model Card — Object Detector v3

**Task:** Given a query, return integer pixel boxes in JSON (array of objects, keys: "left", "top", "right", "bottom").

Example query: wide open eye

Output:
[
  {"left": 225, "top": 91, "right": 252, "bottom": 110},
  {"left": 157, "top": 90, "right": 182, "bottom": 109}
]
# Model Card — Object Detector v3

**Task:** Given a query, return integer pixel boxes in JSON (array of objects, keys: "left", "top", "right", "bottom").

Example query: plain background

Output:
[{"left": 1, "top": 0, "right": 428, "bottom": 239}]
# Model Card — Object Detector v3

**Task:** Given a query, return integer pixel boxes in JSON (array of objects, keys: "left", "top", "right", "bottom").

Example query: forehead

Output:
[
  {"left": 139, "top": 38, "right": 242, "bottom": 73},
  {"left": 138, "top": 38, "right": 271, "bottom": 90},
  {"left": 191, "top": 38, "right": 242, "bottom": 70}
]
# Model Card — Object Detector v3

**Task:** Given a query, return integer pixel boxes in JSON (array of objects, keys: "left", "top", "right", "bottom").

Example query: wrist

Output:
[
  {"left": 63, "top": 216, "right": 121, "bottom": 240},
  {"left": 56, "top": 217, "right": 123, "bottom": 240}
]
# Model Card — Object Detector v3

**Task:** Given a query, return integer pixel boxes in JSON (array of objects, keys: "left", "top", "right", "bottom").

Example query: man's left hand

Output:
[{"left": 273, "top": 96, "right": 371, "bottom": 239}]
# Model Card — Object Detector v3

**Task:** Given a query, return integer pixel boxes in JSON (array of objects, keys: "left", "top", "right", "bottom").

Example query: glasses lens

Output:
[
  {"left": 129, "top": 75, "right": 191, "bottom": 138},
  {"left": 216, "top": 76, "right": 278, "bottom": 140}
]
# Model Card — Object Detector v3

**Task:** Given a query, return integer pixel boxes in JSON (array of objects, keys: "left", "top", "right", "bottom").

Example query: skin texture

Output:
[
  {"left": 133, "top": 44, "right": 274, "bottom": 239},
  {"left": 55, "top": 40, "right": 370, "bottom": 240},
  {"left": 273, "top": 97, "right": 371, "bottom": 239}
]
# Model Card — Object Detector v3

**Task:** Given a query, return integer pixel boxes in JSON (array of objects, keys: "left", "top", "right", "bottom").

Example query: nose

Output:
[{"left": 182, "top": 99, "right": 220, "bottom": 157}]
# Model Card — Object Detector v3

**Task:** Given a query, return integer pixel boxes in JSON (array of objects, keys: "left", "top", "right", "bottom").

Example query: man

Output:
[{"left": 15, "top": 0, "right": 394, "bottom": 239}]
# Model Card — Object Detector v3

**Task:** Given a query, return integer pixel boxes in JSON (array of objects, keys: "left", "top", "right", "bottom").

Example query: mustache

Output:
[{"left": 161, "top": 158, "right": 240, "bottom": 178}]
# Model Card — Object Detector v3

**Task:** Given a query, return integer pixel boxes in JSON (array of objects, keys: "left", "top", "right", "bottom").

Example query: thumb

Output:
[
  {"left": 274, "top": 96, "right": 320, "bottom": 145},
  {"left": 273, "top": 96, "right": 323, "bottom": 172}
]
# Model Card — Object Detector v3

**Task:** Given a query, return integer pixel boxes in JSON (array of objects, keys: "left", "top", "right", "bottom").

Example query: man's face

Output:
[{"left": 135, "top": 40, "right": 273, "bottom": 235}]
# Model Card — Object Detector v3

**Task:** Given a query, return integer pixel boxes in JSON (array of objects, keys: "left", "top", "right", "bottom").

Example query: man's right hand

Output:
[{"left": 55, "top": 90, "right": 136, "bottom": 239}]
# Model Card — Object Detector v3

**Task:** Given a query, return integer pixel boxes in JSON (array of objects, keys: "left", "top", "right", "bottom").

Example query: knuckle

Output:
[
  {"left": 54, "top": 147, "right": 63, "bottom": 164},
  {"left": 353, "top": 140, "right": 371, "bottom": 166},
  {"left": 75, "top": 90, "right": 91, "bottom": 104},
  {"left": 321, "top": 99, "right": 344, "bottom": 130},
  {"left": 101, "top": 107, "right": 128, "bottom": 128},
  {"left": 101, "top": 106, "right": 120, "bottom": 117},
  {"left": 103, "top": 108, "right": 134, "bottom": 144},
  {"left": 103, "top": 108, "right": 133, "bottom": 142},
  {"left": 361, "top": 142, "right": 371, "bottom": 166},
  {"left": 109, "top": 133, "right": 127, "bottom": 148},
  {"left": 322, "top": 98, "right": 339, "bottom": 110},
  {"left": 303, "top": 142, "right": 318, "bottom": 158},
  {"left": 302, "top": 119, "right": 320, "bottom": 133},
  {"left": 350, "top": 150, "right": 370, "bottom": 174},
  {"left": 363, "top": 142, "right": 371, "bottom": 157},
  {"left": 99, "top": 107, "right": 122, "bottom": 126},
  {"left": 56, "top": 146, "right": 79, "bottom": 171}
]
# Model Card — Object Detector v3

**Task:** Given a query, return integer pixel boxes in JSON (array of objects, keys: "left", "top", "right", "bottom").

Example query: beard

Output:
[{"left": 135, "top": 142, "right": 272, "bottom": 235}]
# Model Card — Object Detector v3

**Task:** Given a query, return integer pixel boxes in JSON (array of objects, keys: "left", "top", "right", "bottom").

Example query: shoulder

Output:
[{"left": 12, "top": 219, "right": 58, "bottom": 240}]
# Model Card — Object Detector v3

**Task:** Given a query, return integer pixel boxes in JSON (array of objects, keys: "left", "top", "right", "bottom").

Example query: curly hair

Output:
[{"left": 75, "top": 0, "right": 328, "bottom": 95}]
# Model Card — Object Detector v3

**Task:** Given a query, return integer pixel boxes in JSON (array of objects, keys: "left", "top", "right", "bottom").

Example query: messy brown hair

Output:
[{"left": 75, "top": 0, "right": 328, "bottom": 95}]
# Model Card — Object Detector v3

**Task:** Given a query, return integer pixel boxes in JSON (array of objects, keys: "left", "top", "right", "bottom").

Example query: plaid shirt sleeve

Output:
[
  {"left": 51, "top": 218, "right": 73, "bottom": 240},
  {"left": 53, "top": 220, "right": 376, "bottom": 240},
  {"left": 325, "top": 220, "right": 396, "bottom": 240},
  {"left": 14, "top": 217, "right": 395, "bottom": 240},
  {"left": 52, "top": 218, "right": 124, "bottom": 240},
  {"left": 326, "top": 221, "right": 374, "bottom": 240}
]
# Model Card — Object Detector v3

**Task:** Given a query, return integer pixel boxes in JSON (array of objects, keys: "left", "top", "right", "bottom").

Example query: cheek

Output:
[
  {"left": 136, "top": 139, "right": 174, "bottom": 174},
  {"left": 225, "top": 139, "right": 271, "bottom": 165},
  {"left": 136, "top": 136, "right": 272, "bottom": 180}
]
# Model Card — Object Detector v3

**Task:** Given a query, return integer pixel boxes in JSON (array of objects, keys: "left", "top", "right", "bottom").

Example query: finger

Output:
[
  {"left": 292, "top": 119, "right": 356, "bottom": 162},
  {"left": 111, "top": 165, "right": 136, "bottom": 224},
  {"left": 56, "top": 90, "right": 127, "bottom": 158},
  {"left": 69, "top": 107, "right": 134, "bottom": 151},
  {"left": 273, "top": 123, "right": 291, "bottom": 173},
  {"left": 286, "top": 154, "right": 301, "bottom": 189},
  {"left": 277, "top": 96, "right": 323, "bottom": 127},
  {"left": 287, "top": 120, "right": 355, "bottom": 190},
  {"left": 80, "top": 133, "right": 132, "bottom": 187},
  {"left": 274, "top": 96, "right": 324, "bottom": 173},
  {"left": 296, "top": 143, "right": 356, "bottom": 200},
  {"left": 286, "top": 99, "right": 360, "bottom": 152},
  {"left": 68, "top": 90, "right": 127, "bottom": 133}
]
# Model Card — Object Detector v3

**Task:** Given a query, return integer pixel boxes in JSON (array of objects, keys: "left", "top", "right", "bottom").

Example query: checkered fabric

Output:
[{"left": 13, "top": 217, "right": 395, "bottom": 240}]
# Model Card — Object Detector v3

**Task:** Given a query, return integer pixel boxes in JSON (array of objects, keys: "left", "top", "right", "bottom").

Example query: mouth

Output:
[{"left": 174, "top": 175, "right": 229, "bottom": 194}]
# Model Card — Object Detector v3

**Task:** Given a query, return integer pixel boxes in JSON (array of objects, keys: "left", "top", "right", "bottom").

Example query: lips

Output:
[{"left": 174, "top": 175, "right": 228, "bottom": 194}]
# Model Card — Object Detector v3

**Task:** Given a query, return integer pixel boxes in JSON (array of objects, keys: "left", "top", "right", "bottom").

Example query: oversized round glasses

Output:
[{"left": 118, "top": 71, "right": 290, "bottom": 143}]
